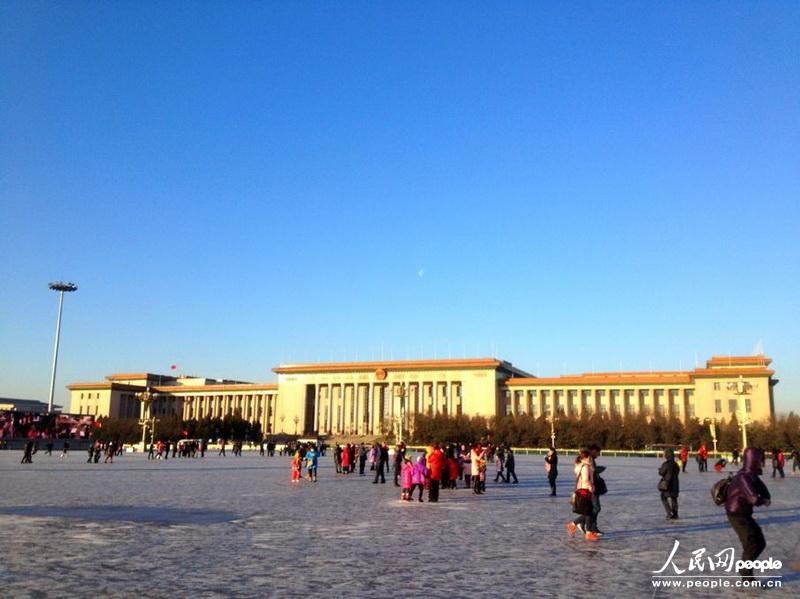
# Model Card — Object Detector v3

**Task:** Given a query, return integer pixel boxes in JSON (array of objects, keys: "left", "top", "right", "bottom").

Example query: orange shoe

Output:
[
  {"left": 585, "top": 531, "right": 600, "bottom": 541},
  {"left": 567, "top": 522, "right": 577, "bottom": 536}
]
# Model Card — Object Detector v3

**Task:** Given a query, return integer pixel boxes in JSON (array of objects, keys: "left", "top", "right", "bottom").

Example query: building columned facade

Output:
[{"left": 67, "top": 355, "right": 776, "bottom": 436}]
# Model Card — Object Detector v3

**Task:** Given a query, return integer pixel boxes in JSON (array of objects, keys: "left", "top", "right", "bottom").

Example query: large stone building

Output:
[{"left": 67, "top": 355, "right": 777, "bottom": 436}]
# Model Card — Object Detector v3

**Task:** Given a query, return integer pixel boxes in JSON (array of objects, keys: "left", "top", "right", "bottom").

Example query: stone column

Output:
[{"left": 354, "top": 385, "right": 361, "bottom": 435}]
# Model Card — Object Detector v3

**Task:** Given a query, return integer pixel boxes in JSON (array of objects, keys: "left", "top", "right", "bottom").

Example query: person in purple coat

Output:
[
  {"left": 411, "top": 455, "right": 428, "bottom": 503},
  {"left": 724, "top": 447, "right": 771, "bottom": 581}
]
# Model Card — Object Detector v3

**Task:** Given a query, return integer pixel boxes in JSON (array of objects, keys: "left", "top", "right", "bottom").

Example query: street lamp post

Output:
[
  {"left": 729, "top": 375, "right": 753, "bottom": 450},
  {"left": 394, "top": 384, "right": 407, "bottom": 444},
  {"left": 47, "top": 281, "right": 78, "bottom": 413},
  {"left": 136, "top": 388, "right": 157, "bottom": 450},
  {"left": 549, "top": 410, "right": 558, "bottom": 448},
  {"left": 709, "top": 419, "right": 718, "bottom": 458}
]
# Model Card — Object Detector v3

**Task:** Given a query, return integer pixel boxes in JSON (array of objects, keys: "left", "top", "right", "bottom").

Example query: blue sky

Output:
[{"left": 1, "top": 2, "right": 798, "bottom": 413}]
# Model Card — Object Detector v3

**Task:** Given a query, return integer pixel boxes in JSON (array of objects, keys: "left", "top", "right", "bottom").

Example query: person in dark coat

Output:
[
  {"left": 21, "top": 440, "right": 35, "bottom": 464},
  {"left": 373, "top": 443, "right": 388, "bottom": 483},
  {"left": 505, "top": 447, "right": 519, "bottom": 483},
  {"left": 725, "top": 447, "right": 771, "bottom": 581},
  {"left": 545, "top": 447, "right": 558, "bottom": 495},
  {"left": 658, "top": 448, "right": 680, "bottom": 519}
]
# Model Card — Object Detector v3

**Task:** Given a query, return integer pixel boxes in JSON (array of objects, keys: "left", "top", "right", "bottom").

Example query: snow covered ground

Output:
[{"left": 0, "top": 450, "right": 797, "bottom": 598}]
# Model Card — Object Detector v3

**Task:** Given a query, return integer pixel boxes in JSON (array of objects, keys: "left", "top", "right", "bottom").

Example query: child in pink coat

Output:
[{"left": 400, "top": 457, "right": 413, "bottom": 500}]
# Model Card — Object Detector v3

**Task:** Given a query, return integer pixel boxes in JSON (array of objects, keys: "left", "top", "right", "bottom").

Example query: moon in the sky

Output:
[{"left": 417, "top": 268, "right": 425, "bottom": 278}]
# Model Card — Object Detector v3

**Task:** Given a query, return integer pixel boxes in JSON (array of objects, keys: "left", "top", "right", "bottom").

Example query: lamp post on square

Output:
[
  {"left": 729, "top": 376, "right": 753, "bottom": 449},
  {"left": 47, "top": 282, "right": 78, "bottom": 413}
]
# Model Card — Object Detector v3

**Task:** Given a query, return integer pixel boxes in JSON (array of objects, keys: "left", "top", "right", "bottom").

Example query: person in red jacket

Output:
[
  {"left": 340, "top": 443, "right": 351, "bottom": 474},
  {"left": 697, "top": 443, "right": 709, "bottom": 472},
  {"left": 679, "top": 444, "right": 689, "bottom": 473},
  {"left": 427, "top": 443, "right": 445, "bottom": 502},
  {"left": 447, "top": 452, "right": 459, "bottom": 489}
]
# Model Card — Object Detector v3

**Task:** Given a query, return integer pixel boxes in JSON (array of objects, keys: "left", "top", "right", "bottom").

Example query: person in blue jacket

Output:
[{"left": 305, "top": 443, "right": 319, "bottom": 482}]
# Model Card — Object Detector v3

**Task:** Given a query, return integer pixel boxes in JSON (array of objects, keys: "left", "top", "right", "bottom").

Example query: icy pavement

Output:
[{"left": 0, "top": 451, "right": 797, "bottom": 598}]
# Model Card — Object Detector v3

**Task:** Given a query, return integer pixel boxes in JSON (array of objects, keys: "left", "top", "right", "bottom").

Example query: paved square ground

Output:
[{"left": 0, "top": 451, "right": 797, "bottom": 598}]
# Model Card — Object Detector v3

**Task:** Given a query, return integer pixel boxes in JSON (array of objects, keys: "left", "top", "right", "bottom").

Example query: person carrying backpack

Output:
[{"left": 724, "top": 447, "right": 771, "bottom": 581}]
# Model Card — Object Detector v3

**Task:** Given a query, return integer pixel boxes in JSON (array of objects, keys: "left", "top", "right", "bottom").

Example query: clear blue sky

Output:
[{"left": 1, "top": 2, "right": 798, "bottom": 413}]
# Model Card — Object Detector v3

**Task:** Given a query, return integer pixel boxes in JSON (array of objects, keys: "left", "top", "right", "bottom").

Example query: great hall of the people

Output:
[{"left": 66, "top": 355, "right": 777, "bottom": 437}]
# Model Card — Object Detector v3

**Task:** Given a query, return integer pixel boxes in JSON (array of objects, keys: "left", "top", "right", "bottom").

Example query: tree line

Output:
[{"left": 409, "top": 412, "right": 800, "bottom": 451}]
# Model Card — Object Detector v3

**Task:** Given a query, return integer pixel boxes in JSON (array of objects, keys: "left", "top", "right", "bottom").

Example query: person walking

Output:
[
  {"left": 334, "top": 444, "right": 342, "bottom": 474},
  {"left": 393, "top": 443, "right": 406, "bottom": 486},
  {"left": 697, "top": 443, "right": 708, "bottom": 472},
  {"left": 725, "top": 447, "right": 771, "bottom": 581},
  {"left": 291, "top": 449, "right": 302, "bottom": 483},
  {"left": 545, "top": 447, "right": 558, "bottom": 496},
  {"left": 358, "top": 443, "right": 368, "bottom": 476},
  {"left": 21, "top": 440, "right": 35, "bottom": 464},
  {"left": 400, "top": 457, "right": 413, "bottom": 500},
  {"left": 427, "top": 443, "right": 444, "bottom": 503},
  {"left": 493, "top": 449, "right": 507, "bottom": 483},
  {"left": 373, "top": 443, "right": 388, "bottom": 484},
  {"left": 59, "top": 440, "right": 70, "bottom": 459},
  {"left": 368, "top": 443, "right": 377, "bottom": 471},
  {"left": 411, "top": 455, "right": 428, "bottom": 502},
  {"left": 218, "top": 439, "right": 226, "bottom": 457},
  {"left": 588, "top": 444, "right": 606, "bottom": 535},
  {"left": 340, "top": 443, "right": 351, "bottom": 474},
  {"left": 305, "top": 444, "right": 319, "bottom": 482},
  {"left": 505, "top": 447, "right": 519, "bottom": 484},
  {"left": 771, "top": 448, "right": 785, "bottom": 478},
  {"left": 658, "top": 448, "right": 680, "bottom": 519},
  {"left": 470, "top": 443, "right": 483, "bottom": 494},
  {"left": 679, "top": 444, "right": 689, "bottom": 473},
  {"left": 792, "top": 448, "right": 800, "bottom": 473},
  {"left": 567, "top": 449, "right": 599, "bottom": 541}
]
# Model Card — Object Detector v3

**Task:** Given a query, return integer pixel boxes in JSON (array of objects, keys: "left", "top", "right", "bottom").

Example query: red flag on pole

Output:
[{"left": 170, "top": 364, "right": 177, "bottom": 371}]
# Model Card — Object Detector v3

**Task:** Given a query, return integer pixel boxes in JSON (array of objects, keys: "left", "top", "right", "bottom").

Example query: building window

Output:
[
  {"left": 713, "top": 382, "right": 720, "bottom": 391},
  {"left": 715, "top": 399, "right": 722, "bottom": 413},
  {"left": 745, "top": 398, "right": 752, "bottom": 412},
  {"left": 728, "top": 399, "right": 737, "bottom": 413},
  {"left": 688, "top": 404, "right": 695, "bottom": 418}
]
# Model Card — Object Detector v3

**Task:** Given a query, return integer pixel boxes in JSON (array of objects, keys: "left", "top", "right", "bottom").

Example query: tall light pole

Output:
[
  {"left": 47, "top": 281, "right": 78, "bottom": 413},
  {"left": 729, "top": 375, "right": 752, "bottom": 450}
]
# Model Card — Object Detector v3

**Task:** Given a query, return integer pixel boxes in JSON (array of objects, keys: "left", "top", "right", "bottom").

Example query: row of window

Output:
[
  {"left": 714, "top": 398, "right": 752, "bottom": 414},
  {"left": 504, "top": 401, "right": 696, "bottom": 418},
  {"left": 79, "top": 392, "right": 101, "bottom": 400}
]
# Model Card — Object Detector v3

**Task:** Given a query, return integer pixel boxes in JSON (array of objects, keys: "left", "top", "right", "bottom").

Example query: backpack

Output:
[
  {"left": 594, "top": 474, "right": 608, "bottom": 496},
  {"left": 711, "top": 474, "right": 733, "bottom": 506}
]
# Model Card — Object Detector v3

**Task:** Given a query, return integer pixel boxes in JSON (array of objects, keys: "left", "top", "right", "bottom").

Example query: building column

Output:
[
  {"left": 372, "top": 385, "right": 382, "bottom": 435},
  {"left": 354, "top": 384, "right": 362, "bottom": 435}
]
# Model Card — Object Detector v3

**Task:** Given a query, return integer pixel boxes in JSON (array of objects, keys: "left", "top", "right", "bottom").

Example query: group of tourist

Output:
[{"left": 87, "top": 440, "right": 123, "bottom": 463}]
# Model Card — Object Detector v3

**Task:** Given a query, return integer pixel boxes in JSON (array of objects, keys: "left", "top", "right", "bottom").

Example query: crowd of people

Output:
[{"left": 12, "top": 430, "right": 795, "bottom": 583}]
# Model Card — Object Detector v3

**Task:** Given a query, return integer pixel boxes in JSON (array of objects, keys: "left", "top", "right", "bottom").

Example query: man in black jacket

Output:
[
  {"left": 658, "top": 448, "right": 680, "bottom": 519},
  {"left": 393, "top": 443, "right": 406, "bottom": 486},
  {"left": 373, "top": 442, "right": 388, "bottom": 483}
]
